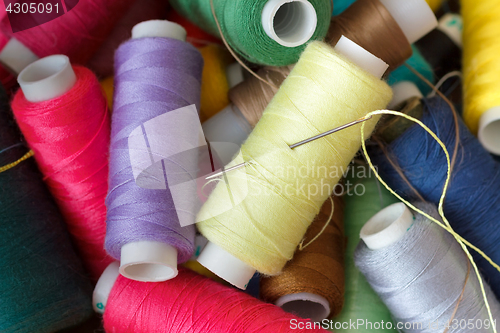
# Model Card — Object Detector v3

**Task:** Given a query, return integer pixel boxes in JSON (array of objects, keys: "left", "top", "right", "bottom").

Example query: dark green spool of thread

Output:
[
  {"left": 331, "top": 165, "right": 398, "bottom": 332},
  {"left": 170, "top": 0, "right": 332, "bottom": 66},
  {"left": 0, "top": 86, "right": 93, "bottom": 333}
]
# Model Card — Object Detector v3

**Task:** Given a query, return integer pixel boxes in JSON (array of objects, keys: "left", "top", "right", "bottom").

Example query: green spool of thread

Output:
[
  {"left": 331, "top": 165, "right": 398, "bottom": 332},
  {"left": 0, "top": 86, "right": 93, "bottom": 333},
  {"left": 169, "top": 0, "right": 332, "bottom": 66},
  {"left": 388, "top": 45, "right": 435, "bottom": 96}
]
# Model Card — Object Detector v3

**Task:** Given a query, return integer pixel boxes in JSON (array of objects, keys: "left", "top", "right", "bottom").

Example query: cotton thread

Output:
[
  {"left": 169, "top": 0, "right": 332, "bottom": 66},
  {"left": 332, "top": 166, "right": 398, "bottom": 332},
  {"left": 103, "top": 267, "right": 328, "bottom": 332},
  {"left": 0, "top": 0, "right": 135, "bottom": 65},
  {"left": 462, "top": 0, "right": 500, "bottom": 135},
  {"left": 355, "top": 203, "right": 500, "bottom": 332},
  {"left": 0, "top": 84, "right": 93, "bottom": 333},
  {"left": 12, "top": 65, "right": 113, "bottom": 280},
  {"left": 197, "top": 41, "right": 392, "bottom": 275},
  {"left": 260, "top": 195, "right": 345, "bottom": 319},
  {"left": 0, "top": 149, "right": 33, "bottom": 173},
  {"left": 105, "top": 35, "right": 202, "bottom": 265},
  {"left": 332, "top": 0, "right": 445, "bottom": 15},
  {"left": 368, "top": 98, "right": 500, "bottom": 299},
  {"left": 360, "top": 108, "right": 500, "bottom": 331}
]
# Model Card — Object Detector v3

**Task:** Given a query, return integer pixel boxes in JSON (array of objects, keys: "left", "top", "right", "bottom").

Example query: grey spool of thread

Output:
[{"left": 355, "top": 203, "right": 500, "bottom": 333}]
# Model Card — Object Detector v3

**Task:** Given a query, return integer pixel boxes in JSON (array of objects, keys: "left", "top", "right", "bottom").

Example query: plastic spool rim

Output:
[
  {"left": 478, "top": 107, "right": 500, "bottom": 156},
  {"left": 360, "top": 202, "right": 414, "bottom": 250},
  {"left": 262, "top": 0, "right": 318, "bottom": 47},
  {"left": 18, "top": 54, "right": 77, "bottom": 103},
  {"left": 275, "top": 292, "right": 330, "bottom": 321}
]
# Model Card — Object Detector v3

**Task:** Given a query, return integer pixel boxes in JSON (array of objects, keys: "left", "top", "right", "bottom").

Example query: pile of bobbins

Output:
[{"left": 1, "top": 0, "right": 499, "bottom": 332}]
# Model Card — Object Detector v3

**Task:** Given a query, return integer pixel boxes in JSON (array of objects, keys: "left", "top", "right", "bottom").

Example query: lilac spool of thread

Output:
[{"left": 105, "top": 20, "right": 203, "bottom": 283}]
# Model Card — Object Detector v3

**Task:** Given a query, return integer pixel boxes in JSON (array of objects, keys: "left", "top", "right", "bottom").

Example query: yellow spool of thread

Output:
[
  {"left": 197, "top": 41, "right": 392, "bottom": 282},
  {"left": 100, "top": 76, "right": 114, "bottom": 109},
  {"left": 462, "top": 0, "right": 500, "bottom": 155},
  {"left": 199, "top": 45, "right": 233, "bottom": 122}
]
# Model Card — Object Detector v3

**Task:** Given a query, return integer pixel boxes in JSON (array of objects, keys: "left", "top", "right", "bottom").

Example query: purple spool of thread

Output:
[{"left": 105, "top": 20, "right": 203, "bottom": 282}]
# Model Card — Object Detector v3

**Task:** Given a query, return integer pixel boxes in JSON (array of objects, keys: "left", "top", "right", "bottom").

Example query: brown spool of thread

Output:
[
  {"left": 260, "top": 195, "right": 345, "bottom": 321},
  {"left": 229, "top": 0, "right": 412, "bottom": 127}
]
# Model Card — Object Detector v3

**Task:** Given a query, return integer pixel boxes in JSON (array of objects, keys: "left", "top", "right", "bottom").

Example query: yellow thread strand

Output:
[
  {"left": 299, "top": 196, "right": 334, "bottom": 250},
  {"left": 0, "top": 150, "right": 34, "bottom": 174},
  {"left": 361, "top": 110, "right": 497, "bottom": 333},
  {"left": 462, "top": 0, "right": 500, "bottom": 135}
]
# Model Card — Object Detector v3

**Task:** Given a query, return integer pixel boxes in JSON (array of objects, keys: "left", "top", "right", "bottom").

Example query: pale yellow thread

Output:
[
  {"left": 299, "top": 196, "right": 334, "bottom": 250},
  {"left": 0, "top": 150, "right": 34, "bottom": 174},
  {"left": 361, "top": 110, "right": 497, "bottom": 333}
]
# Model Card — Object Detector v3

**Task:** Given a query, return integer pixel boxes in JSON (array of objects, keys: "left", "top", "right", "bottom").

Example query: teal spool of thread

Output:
[
  {"left": 331, "top": 165, "right": 398, "bottom": 332},
  {"left": 169, "top": 0, "right": 332, "bottom": 66},
  {"left": 332, "top": 0, "right": 355, "bottom": 15},
  {"left": 387, "top": 45, "right": 435, "bottom": 96},
  {"left": 0, "top": 86, "right": 93, "bottom": 333}
]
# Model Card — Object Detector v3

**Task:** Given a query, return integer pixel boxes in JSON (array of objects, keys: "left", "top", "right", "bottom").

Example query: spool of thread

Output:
[
  {"left": 0, "top": 84, "right": 93, "bottom": 333},
  {"left": 332, "top": 0, "right": 445, "bottom": 15},
  {"left": 169, "top": 0, "right": 332, "bottom": 66},
  {"left": 462, "top": 0, "right": 500, "bottom": 155},
  {"left": 370, "top": 96, "right": 500, "bottom": 299},
  {"left": 87, "top": 0, "right": 168, "bottom": 78},
  {"left": 226, "top": 0, "right": 435, "bottom": 131},
  {"left": 199, "top": 44, "right": 234, "bottom": 122},
  {"left": 95, "top": 263, "right": 328, "bottom": 332},
  {"left": 386, "top": 45, "right": 435, "bottom": 96},
  {"left": 105, "top": 20, "right": 202, "bottom": 282},
  {"left": 415, "top": 13, "right": 462, "bottom": 79},
  {"left": 166, "top": 8, "right": 222, "bottom": 48},
  {"left": 355, "top": 202, "right": 500, "bottom": 331},
  {"left": 0, "top": 0, "right": 135, "bottom": 75},
  {"left": 196, "top": 37, "right": 392, "bottom": 288},
  {"left": 12, "top": 55, "right": 112, "bottom": 280},
  {"left": 260, "top": 195, "right": 345, "bottom": 321},
  {"left": 332, "top": 166, "right": 398, "bottom": 332}
]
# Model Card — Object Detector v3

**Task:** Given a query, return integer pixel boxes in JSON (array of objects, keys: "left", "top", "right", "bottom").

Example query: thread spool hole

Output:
[
  {"left": 19, "top": 56, "right": 67, "bottom": 83},
  {"left": 121, "top": 263, "right": 175, "bottom": 282},
  {"left": 480, "top": 120, "right": 500, "bottom": 155},
  {"left": 281, "top": 300, "right": 329, "bottom": 321},
  {"left": 263, "top": 0, "right": 317, "bottom": 47}
]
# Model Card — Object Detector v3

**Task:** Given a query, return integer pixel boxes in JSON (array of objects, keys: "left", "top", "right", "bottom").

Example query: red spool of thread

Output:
[
  {"left": 12, "top": 55, "right": 112, "bottom": 280},
  {"left": 98, "top": 264, "right": 329, "bottom": 332}
]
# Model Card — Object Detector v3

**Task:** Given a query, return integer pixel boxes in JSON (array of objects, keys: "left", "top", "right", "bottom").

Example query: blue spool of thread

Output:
[{"left": 370, "top": 96, "right": 500, "bottom": 299}]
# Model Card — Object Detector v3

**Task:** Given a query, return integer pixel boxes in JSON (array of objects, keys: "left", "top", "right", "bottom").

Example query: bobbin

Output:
[
  {"left": 17, "top": 55, "right": 76, "bottom": 103},
  {"left": 388, "top": 81, "right": 423, "bottom": 109},
  {"left": 198, "top": 36, "right": 388, "bottom": 290},
  {"left": 478, "top": 108, "right": 500, "bottom": 156},
  {"left": 117, "top": 20, "right": 190, "bottom": 283},
  {"left": 261, "top": 0, "right": 318, "bottom": 47},
  {"left": 360, "top": 202, "right": 414, "bottom": 250},
  {"left": 93, "top": 262, "right": 121, "bottom": 314},
  {"left": 0, "top": 38, "right": 39, "bottom": 74}
]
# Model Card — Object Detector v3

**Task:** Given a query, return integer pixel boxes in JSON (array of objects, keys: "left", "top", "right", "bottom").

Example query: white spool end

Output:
[
  {"left": 132, "top": 20, "right": 187, "bottom": 41},
  {"left": 197, "top": 241, "right": 255, "bottom": 290},
  {"left": 379, "top": 0, "right": 437, "bottom": 44},
  {"left": 388, "top": 81, "right": 423, "bottom": 109},
  {"left": 478, "top": 107, "right": 500, "bottom": 156},
  {"left": 93, "top": 262, "right": 120, "bottom": 314},
  {"left": 275, "top": 292, "right": 330, "bottom": 321},
  {"left": 437, "top": 13, "right": 463, "bottom": 48},
  {"left": 360, "top": 203, "right": 414, "bottom": 250},
  {"left": 226, "top": 63, "right": 245, "bottom": 88},
  {"left": 261, "top": 0, "right": 317, "bottom": 47},
  {"left": 334, "top": 36, "right": 388, "bottom": 79},
  {"left": 18, "top": 55, "right": 76, "bottom": 103},
  {"left": 120, "top": 241, "right": 178, "bottom": 282},
  {"left": 0, "top": 38, "right": 39, "bottom": 74}
]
